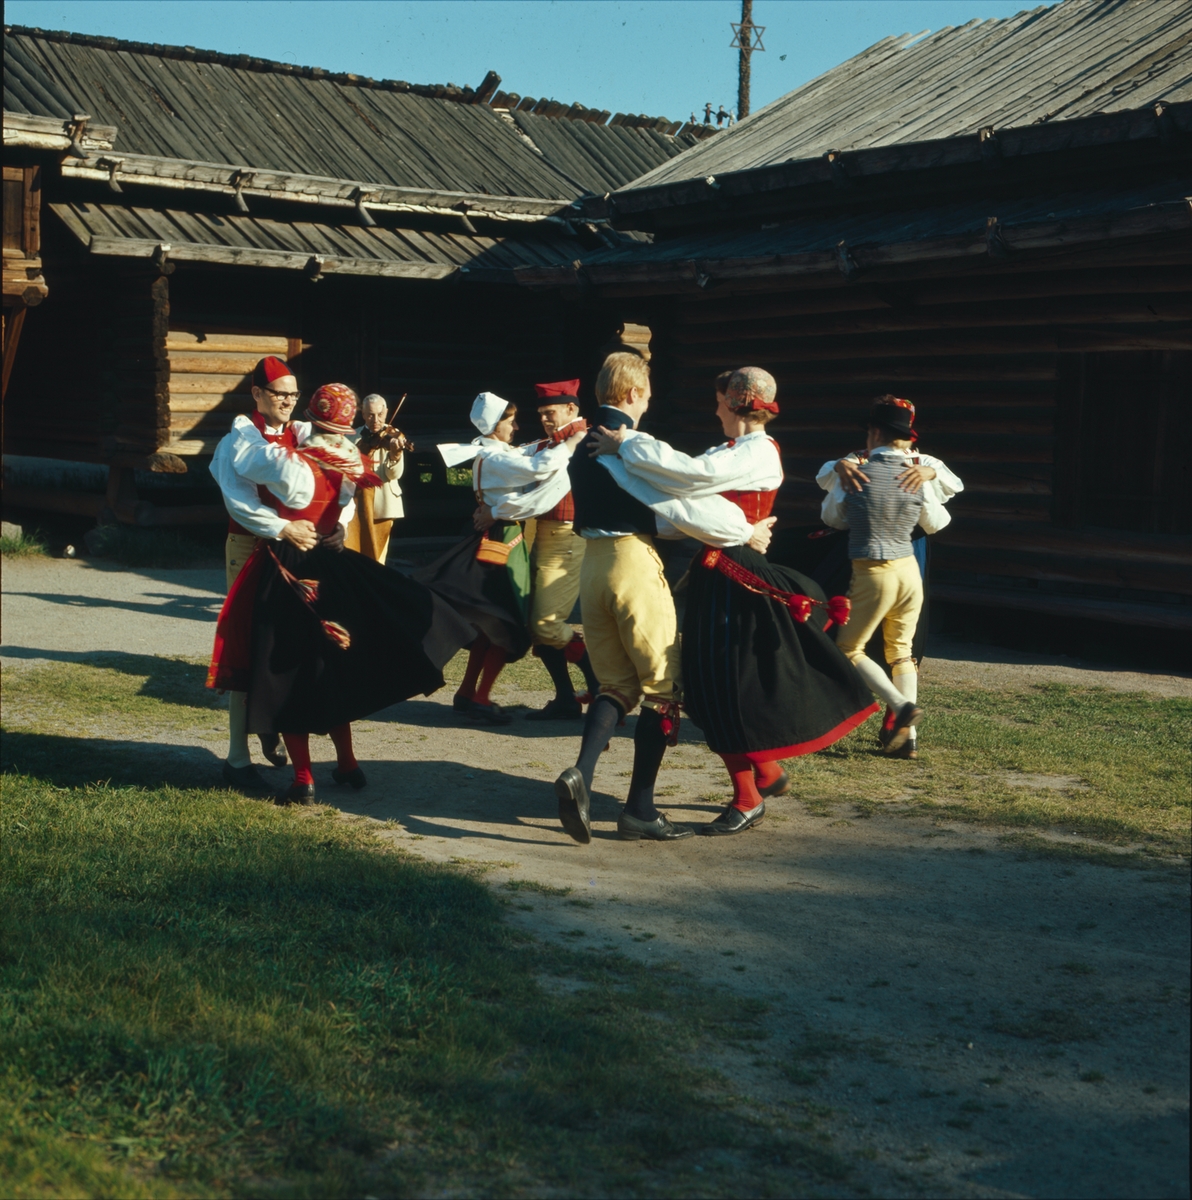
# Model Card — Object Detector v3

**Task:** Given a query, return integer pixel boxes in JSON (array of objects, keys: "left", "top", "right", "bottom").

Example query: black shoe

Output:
[
  {"left": 275, "top": 782, "right": 315, "bottom": 806},
  {"left": 700, "top": 801, "right": 765, "bottom": 835},
  {"left": 525, "top": 697, "right": 583, "bottom": 721},
  {"left": 222, "top": 761, "right": 272, "bottom": 798},
  {"left": 617, "top": 811, "right": 694, "bottom": 841},
  {"left": 884, "top": 702, "right": 923, "bottom": 753},
  {"left": 332, "top": 766, "right": 367, "bottom": 789},
  {"left": 887, "top": 741, "right": 918, "bottom": 760},
  {"left": 758, "top": 769, "right": 790, "bottom": 798},
  {"left": 554, "top": 766, "right": 591, "bottom": 844},
  {"left": 468, "top": 700, "right": 513, "bottom": 726},
  {"left": 258, "top": 733, "right": 287, "bottom": 767},
  {"left": 452, "top": 692, "right": 471, "bottom": 713}
]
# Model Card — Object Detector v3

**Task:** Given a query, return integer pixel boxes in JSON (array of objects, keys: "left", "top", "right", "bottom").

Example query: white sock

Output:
[
  {"left": 850, "top": 654, "right": 910, "bottom": 711},
  {"left": 227, "top": 690, "right": 251, "bottom": 768},
  {"left": 892, "top": 664, "right": 919, "bottom": 742}
]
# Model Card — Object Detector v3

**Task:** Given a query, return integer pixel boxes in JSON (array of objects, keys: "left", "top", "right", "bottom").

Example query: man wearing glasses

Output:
[{"left": 210, "top": 355, "right": 325, "bottom": 795}]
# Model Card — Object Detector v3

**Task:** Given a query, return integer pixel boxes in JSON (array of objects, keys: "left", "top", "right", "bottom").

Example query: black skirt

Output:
[
  {"left": 411, "top": 527, "right": 533, "bottom": 660},
  {"left": 245, "top": 543, "right": 475, "bottom": 736},
  {"left": 681, "top": 545, "right": 878, "bottom": 759}
]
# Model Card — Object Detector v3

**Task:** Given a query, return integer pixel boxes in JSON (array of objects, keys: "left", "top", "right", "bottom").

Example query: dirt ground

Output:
[{"left": 3, "top": 555, "right": 1190, "bottom": 1199}]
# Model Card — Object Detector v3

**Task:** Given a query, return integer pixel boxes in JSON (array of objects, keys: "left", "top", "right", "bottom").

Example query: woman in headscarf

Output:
[
  {"left": 416, "top": 392, "right": 586, "bottom": 724},
  {"left": 208, "top": 383, "right": 474, "bottom": 804}
]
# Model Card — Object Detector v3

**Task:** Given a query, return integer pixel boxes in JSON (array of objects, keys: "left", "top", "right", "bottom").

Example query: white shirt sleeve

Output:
[
  {"left": 209, "top": 417, "right": 315, "bottom": 540},
  {"left": 816, "top": 451, "right": 865, "bottom": 492},
  {"left": 618, "top": 431, "right": 782, "bottom": 497},
  {"left": 490, "top": 467, "right": 571, "bottom": 521},
  {"left": 599, "top": 457, "right": 753, "bottom": 547},
  {"left": 916, "top": 452, "right": 964, "bottom": 500},
  {"left": 820, "top": 481, "right": 850, "bottom": 530}
]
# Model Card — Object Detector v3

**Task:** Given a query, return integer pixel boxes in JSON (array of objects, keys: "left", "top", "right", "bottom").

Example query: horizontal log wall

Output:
[{"left": 646, "top": 253, "right": 1192, "bottom": 620}]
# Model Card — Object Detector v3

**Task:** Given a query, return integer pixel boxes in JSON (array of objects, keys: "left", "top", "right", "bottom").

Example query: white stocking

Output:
[
  {"left": 227, "top": 690, "right": 251, "bottom": 768},
  {"left": 892, "top": 662, "right": 918, "bottom": 742},
  {"left": 850, "top": 654, "right": 910, "bottom": 711}
]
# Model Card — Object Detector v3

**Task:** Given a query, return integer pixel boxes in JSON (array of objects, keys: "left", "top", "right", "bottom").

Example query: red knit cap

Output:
[
  {"left": 253, "top": 356, "right": 293, "bottom": 387},
  {"left": 534, "top": 379, "right": 580, "bottom": 400},
  {"left": 306, "top": 383, "right": 358, "bottom": 434}
]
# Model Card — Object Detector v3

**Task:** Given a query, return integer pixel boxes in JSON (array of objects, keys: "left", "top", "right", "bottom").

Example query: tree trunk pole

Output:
[{"left": 738, "top": 0, "right": 752, "bottom": 120}]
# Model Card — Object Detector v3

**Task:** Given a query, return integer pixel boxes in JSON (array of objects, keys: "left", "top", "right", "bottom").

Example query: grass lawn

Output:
[{"left": 1, "top": 650, "right": 1188, "bottom": 1195}]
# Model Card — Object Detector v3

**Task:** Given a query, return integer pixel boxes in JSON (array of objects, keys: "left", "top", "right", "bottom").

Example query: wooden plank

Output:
[
  {"left": 931, "top": 584, "right": 1192, "bottom": 631},
  {"left": 167, "top": 392, "right": 253, "bottom": 413},
  {"left": 167, "top": 351, "right": 267, "bottom": 375},
  {"left": 166, "top": 332, "right": 289, "bottom": 353},
  {"left": 933, "top": 544, "right": 1192, "bottom": 594}
]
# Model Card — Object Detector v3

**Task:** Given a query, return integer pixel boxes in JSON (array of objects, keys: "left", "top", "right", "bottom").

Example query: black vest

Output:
[{"left": 569, "top": 406, "right": 657, "bottom": 536}]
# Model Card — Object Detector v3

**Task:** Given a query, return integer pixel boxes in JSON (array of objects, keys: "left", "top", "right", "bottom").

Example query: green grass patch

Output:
[
  {"left": 0, "top": 529, "right": 49, "bottom": 558},
  {"left": 0, "top": 773, "right": 845, "bottom": 1196},
  {"left": 787, "top": 681, "right": 1192, "bottom": 857}
]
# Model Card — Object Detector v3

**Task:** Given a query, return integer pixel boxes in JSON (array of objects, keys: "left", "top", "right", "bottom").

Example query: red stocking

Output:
[
  {"left": 328, "top": 723, "right": 357, "bottom": 772},
  {"left": 473, "top": 644, "right": 507, "bottom": 706},
  {"left": 719, "top": 752, "right": 765, "bottom": 812},
  {"left": 457, "top": 636, "right": 489, "bottom": 703},
  {"left": 282, "top": 732, "right": 313, "bottom": 786},
  {"left": 754, "top": 759, "right": 786, "bottom": 791}
]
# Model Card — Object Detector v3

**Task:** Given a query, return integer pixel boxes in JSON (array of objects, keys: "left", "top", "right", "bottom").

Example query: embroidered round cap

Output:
[
  {"left": 725, "top": 366, "right": 779, "bottom": 414},
  {"left": 305, "top": 383, "right": 359, "bottom": 434},
  {"left": 470, "top": 391, "right": 511, "bottom": 435},
  {"left": 534, "top": 379, "right": 580, "bottom": 400}
]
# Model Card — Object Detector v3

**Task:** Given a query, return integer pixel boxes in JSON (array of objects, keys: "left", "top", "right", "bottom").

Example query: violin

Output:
[{"left": 358, "top": 423, "right": 414, "bottom": 456}]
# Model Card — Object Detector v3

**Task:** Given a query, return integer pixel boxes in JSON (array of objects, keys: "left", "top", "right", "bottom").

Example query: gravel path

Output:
[{"left": 3, "top": 555, "right": 1189, "bottom": 1199}]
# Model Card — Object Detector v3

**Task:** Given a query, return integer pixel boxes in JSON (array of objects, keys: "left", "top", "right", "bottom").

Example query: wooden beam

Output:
[
  {"left": 931, "top": 584, "right": 1192, "bottom": 631},
  {"left": 2, "top": 111, "right": 118, "bottom": 152},
  {"left": 2, "top": 305, "right": 27, "bottom": 400}
]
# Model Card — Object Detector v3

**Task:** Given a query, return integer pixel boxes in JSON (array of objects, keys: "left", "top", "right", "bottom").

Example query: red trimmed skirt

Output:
[{"left": 682, "top": 544, "right": 877, "bottom": 759}]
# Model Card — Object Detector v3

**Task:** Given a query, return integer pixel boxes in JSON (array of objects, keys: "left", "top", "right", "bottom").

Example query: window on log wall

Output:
[{"left": 1055, "top": 351, "right": 1189, "bottom": 535}]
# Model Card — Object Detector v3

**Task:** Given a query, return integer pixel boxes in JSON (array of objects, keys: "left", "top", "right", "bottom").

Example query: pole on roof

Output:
[{"left": 730, "top": 0, "right": 765, "bottom": 121}]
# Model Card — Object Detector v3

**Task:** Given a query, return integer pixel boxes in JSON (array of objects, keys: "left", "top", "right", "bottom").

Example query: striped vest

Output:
[{"left": 844, "top": 449, "right": 922, "bottom": 561}]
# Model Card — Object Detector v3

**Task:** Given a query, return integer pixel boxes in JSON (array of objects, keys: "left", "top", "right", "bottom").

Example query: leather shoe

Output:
[
  {"left": 617, "top": 811, "right": 694, "bottom": 841},
  {"left": 554, "top": 766, "right": 591, "bottom": 844},
  {"left": 884, "top": 702, "right": 923, "bottom": 753},
  {"left": 258, "top": 733, "right": 287, "bottom": 767},
  {"left": 525, "top": 697, "right": 583, "bottom": 721},
  {"left": 275, "top": 782, "right": 315, "bottom": 806},
  {"left": 469, "top": 700, "right": 513, "bottom": 726},
  {"left": 887, "top": 741, "right": 918, "bottom": 760},
  {"left": 700, "top": 801, "right": 765, "bottom": 835},
  {"left": 222, "top": 761, "right": 272, "bottom": 798},
  {"left": 758, "top": 769, "right": 790, "bottom": 798},
  {"left": 452, "top": 692, "right": 471, "bottom": 713},
  {"left": 332, "top": 766, "right": 367, "bottom": 789}
]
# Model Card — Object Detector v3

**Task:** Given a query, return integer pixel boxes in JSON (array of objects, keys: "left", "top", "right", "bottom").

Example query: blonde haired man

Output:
[{"left": 554, "top": 352, "right": 691, "bottom": 843}]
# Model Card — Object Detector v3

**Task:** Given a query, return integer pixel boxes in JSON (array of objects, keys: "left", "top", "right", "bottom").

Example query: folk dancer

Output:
[
  {"left": 475, "top": 379, "right": 599, "bottom": 720},
  {"left": 418, "top": 392, "right": 586, "bottom": 725},
  {"left": 209, "top": 355, "right": 314, "bottom": 795},
  {"left": 817, "top": 397, "right": 953, "bottom": 758},
  {"left": 208, "top": 384, "right": 474, "bottom": 804},
  {"left": 592, "top": 366, "right": 879, "bottom": 834},
  {"left": 345, "top": 393, "right": 407, "bottom": 565},
  {"left": 553, "top": 353, "right": 762, "bottom": 844}
]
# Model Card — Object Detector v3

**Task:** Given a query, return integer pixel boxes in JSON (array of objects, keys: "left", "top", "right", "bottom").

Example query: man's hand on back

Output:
[
  {"left": 279, "top": 520, "right": 318, "bottom": 551},
  {"left": 748, "top": 517, "right": 777, "bottom": 554},
  {"left": 834, "top": 458, "right": 869, "bottom": 494}
]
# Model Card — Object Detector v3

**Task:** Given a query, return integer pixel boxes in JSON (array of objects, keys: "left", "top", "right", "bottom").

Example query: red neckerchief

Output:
[{"left": 250, "top": 409, "right": 299, "bottom": 448}]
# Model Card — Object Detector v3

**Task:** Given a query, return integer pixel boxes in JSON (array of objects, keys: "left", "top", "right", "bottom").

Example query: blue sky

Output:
[{"left": 7, "top": 1, "right": 1048, "bottom": 123}]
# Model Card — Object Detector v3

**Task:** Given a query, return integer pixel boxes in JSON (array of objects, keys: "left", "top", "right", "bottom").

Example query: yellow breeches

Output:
[
  {"left": 579, "top": 534, "right": 678, "bottom": 714},
  {"left": 225, "top": 532, "right": 259, "bottom": 591},
  {"left": 529, "top": 519, "right": 586, "bottom": 649},
  {"left": 835, "top": 555, "right": 923, "bottom": 666}
]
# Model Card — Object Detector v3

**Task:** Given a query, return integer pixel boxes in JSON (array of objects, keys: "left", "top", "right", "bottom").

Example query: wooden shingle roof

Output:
[
  {"left": 3, "top": 24, "right": 697, "bottom": 199},
  {"left": 624, "top": 0, "right": 1192, "bottom": 193}
]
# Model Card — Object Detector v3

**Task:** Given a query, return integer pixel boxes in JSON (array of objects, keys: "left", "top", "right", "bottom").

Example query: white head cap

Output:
[{"left": 470, "top": 391, "right": 510, "bottom": 435}]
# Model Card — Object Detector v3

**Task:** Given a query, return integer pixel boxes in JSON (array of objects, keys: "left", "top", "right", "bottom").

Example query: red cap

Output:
[
  {"left": 305, "top": 383, "right": 358, "bottom": 434},
  {"left": 534, "top": 379, "right": 580, "bottom": 400},
  {"left": 253, "top": 356, "right": 293, "bottom": 387}
]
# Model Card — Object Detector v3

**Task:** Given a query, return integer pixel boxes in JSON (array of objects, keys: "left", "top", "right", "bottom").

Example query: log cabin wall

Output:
[{"left": 642, "top": 251, "right": 1192, "bottom": 630}]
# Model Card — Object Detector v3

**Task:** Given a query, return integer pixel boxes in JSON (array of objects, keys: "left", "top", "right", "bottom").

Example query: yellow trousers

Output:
[
  {"left": 579, "top": 534, "right": 678, "bottom": 714},
  {"left": 835, "top": 555, "right": 923, "bottom": 666},
  {"left": 225, "top": 532, "right": 259, "bottom": 590},
  {"left": 530, "top": 518, "right": 586, "bottom": 649},
  {"left": 344, "top": 486, "right": 394, "bottom": 565}
]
